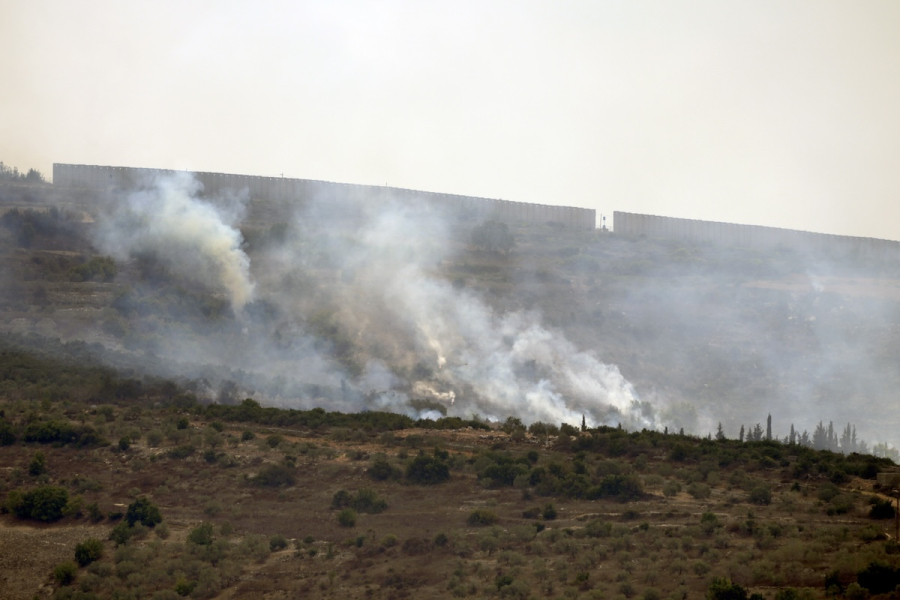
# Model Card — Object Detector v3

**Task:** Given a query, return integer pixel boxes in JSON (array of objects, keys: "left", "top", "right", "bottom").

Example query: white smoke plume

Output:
[
  {"left": 276, "top": 194, "right": 650, "bottom": 428},
  {"left": 95, "top": 172, "right": 255, "bottom": 311},
  {"left": 81, "top": 173, "right": 651, "bottom": 428}
]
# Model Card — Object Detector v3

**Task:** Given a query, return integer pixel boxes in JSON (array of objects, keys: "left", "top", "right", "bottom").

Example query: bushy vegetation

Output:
[
  {"left": 0, "top": 345, "right": 898, "bottom": 599},
  {"left": 125, "top": 497, "right": 161, "bottom": 527},
  {"left": 467, "top": 509, "right": 498, "bottom": 526},
  {"left": 405, "top": 453, "right": 450, "bottom": 485},
  {"left": 4, "top": 485, "right": 69, "bottom": 521},
  {"left": 74, "top": 538, "right": 103, "bottom": 567},
  {"left": 249, "top": 463, "right": 296, "bottom": 487},
  {"left": 331, "top": 488, "right": 387, "bottom": 514},
  {"left": 0, "top": 162, "right": 44, "bottom": 183}
]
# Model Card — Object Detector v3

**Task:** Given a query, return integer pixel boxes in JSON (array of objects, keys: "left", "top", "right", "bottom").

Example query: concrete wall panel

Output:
[
  {"left": 614, "top": 211, "right": 900, "bottom": 261},
  {"left": 54, "top": 163, "right": 597, "bottom": 231}
]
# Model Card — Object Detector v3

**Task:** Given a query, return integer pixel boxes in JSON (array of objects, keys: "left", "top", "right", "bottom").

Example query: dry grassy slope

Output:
[{"left": 0, "top": 408, "right": 894, "bottom": 600}]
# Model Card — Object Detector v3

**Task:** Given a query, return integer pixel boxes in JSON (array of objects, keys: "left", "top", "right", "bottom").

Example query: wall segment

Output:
[
  {"left": 614, "top": 211, "right": 900, "bottom": 261},
  {"left": 53, "top": 163, "right": 596, "bottom": 230}
]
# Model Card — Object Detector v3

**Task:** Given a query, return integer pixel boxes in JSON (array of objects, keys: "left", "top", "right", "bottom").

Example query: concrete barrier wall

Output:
[
  {"left": 614, "top": 211, "right": 900, "bottom": 262},
  {"left": 53, "top": 163, "right": 596, "bottom": 230}
]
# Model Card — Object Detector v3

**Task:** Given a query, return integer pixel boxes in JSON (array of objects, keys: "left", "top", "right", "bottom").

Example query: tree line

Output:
[
  {"left": 0, "top": 161, "right": 45, "bottom": 183},
  {"left": 714, "top": 413, "right": 898, "bottom": 460}
]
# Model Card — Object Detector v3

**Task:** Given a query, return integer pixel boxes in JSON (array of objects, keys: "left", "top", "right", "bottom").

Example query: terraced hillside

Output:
[{"left": 2, "top": 179, "right": 900, "bottom": 448}]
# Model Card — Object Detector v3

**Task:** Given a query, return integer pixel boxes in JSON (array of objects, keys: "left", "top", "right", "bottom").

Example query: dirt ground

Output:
[{"left": 0, "top": 521, "right": 109, "bottom": 600}]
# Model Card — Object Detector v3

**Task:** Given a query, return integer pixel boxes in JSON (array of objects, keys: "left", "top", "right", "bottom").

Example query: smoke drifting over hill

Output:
[
  {"left": 94, "top": 173, "right": 255, "bottom": 310},
  {"left": 89, "top": 174, "right": 648, "bottom": 428}
]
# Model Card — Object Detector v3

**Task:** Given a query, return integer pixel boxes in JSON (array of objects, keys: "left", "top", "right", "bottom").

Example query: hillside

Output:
[
  {"left": 5, "top": 176, "right": 900, "bottom": 599},
  {"left": 0, "top": 356, "right": 898, "bottom": 600},
  {"left": 1, "top": 177, "right": 900, "bottom": 448}
]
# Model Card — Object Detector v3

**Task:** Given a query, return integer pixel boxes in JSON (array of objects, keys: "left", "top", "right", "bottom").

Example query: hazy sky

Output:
[{"left": 3, "top": 1, "right": 899, "bottom": 239}]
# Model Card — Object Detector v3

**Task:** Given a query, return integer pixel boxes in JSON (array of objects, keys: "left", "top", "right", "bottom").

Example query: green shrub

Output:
[
  {"left": 369, "top": 458, "right": 401, "bottom": 481},
  {"left": 405, "top": 455, "right": 450, "bottom": 485},
  {"left": 585, "top": 519, "right": 612, "bottom": 538},
  {"left": 857, "top": 561, "right": 900, "bottom": 595},
  {"left": 10, "top": 485, "right": 69, "bottom": 522},
  {"left": 663, "top": 481, "right": 682, "bottom": 497},
  {"left": 175, "top": 577, "right": 197, "bottom": 596},
  {"left": 167, "top": 445, "right": 195, "bottom": 459},
  {"left": 595, "top": 474, "right": 644, "bottom": 500},
  {"left": 69, "top": 256, "right": 117, "bottom": 282},
  {"left": 187, "top": 522, "right": 215, "bottom": 546},
  {"left": 706, "top": 577, "right": 748, "bottom": 599},
  {"left": 337, "top": 508, "right": 357, "bottom": 527},
  {"left": 250, "top": 464, "right": 295, "bottom": 487},
  {"left": 156, "top": 521, "right": 171, "bottom": 539},
  {"left": 542, "top": 503, "right": 558, "bottom": 520},
  {"left": 109, "top": 521, "right": 133, "bottom": 546},
  {"left": 53, "top": 561, "right": 78, "bottom": 586},
  {"left": 870, "top": 498, "right": 895, "bottom": 519},
  {"left": 351, "top": 488, "right": 387, "bottom": 514},
  {"left": 62, "top": 495, "right": 83, "bottom": 518},
  {"left": 23, "top": 420, "right": 77, "bottom": 444},
  {"left": 86, "top": 502, "right": 104, "bottom": 522},
  {"left": 146, "top": 430, "right": 163, "bottom": 447},
  {"left": 687, "top": 482, "right": 711, "bottom": 500},
  {"left": 0, "top": 419, "right": 16, "bottom": 446},
  {"left": 28, "top": 451, "right": 47, "bottom": 476},
  {"left": 125, "top": 497, "right": 161, "bottom": 527},
  {"left": 331, "top": 489, "right": 352, "bottom": 509},
  {"left": 467, "top": 509, "right": 498, "bottom": 527},
  {"left": 269, "top": 534, "right": 288, "bottom": 551},
  {"left": 522, "top": 506, "right": 541, "bottom": 519},
  {"left": 74, "top": 538, "right": 104, "bottom": 567},
  {"left": 748, "top": 485, "right": 772, "bottom": 506}
]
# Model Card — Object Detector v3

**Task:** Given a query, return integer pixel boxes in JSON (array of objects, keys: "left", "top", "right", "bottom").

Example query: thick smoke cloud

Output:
[
  {"left": 95, "top": 173, "right": 255, "bottom": 310},
  {"left": 307, "top": 200, "right": 647, "bottom": 427},
  {"left": 88, "top": 174, "right": 648, "bottom": 427}
]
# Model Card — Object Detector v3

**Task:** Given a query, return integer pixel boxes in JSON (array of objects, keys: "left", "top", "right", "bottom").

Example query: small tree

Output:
[
  {"left": 53, "top": 561, "right": 77, "bottom": 586},
  {"left": 542, "top": 503, "right": 558, "bottom": 520},
  {"left": 269, "top": 534, "right": 288, "bottom": 551},
  {"left": 405, "top": 455, "right": 450, "bottom": 485},
  {"left": 187, "top": 522, "right": 214, "bottom": 545},
  {"left": 870, "top": 498, "right": 896, "bottom": 520},
  {"left": 337, "top": 508, "right": 357, "bottom": 527},
  {"left": 331, "top": 489, "right": 352, "bottom": 509},
  {"left": 13, "top": 486, "right": 69, "bottom": 522},
  {"left": 74, "top": 538, "right": 104, "bottom": 567},
  {"left": 368, "top": 458, "right": 401, "bottom": 481},
  {"left": 748, "top": 485, "right": 772, "bottom": 506},
  {"left": 467, "top": 509, "right": 498, "bottom": 526},
  {"left": 29, "top": 451, "right": 47, "bottom": 476},
  {"left": 125, "top": 497, "right": 162, "bottom": 528},
  {"left": 706, "top": 577, "right": 748, "bottom": 600}
]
